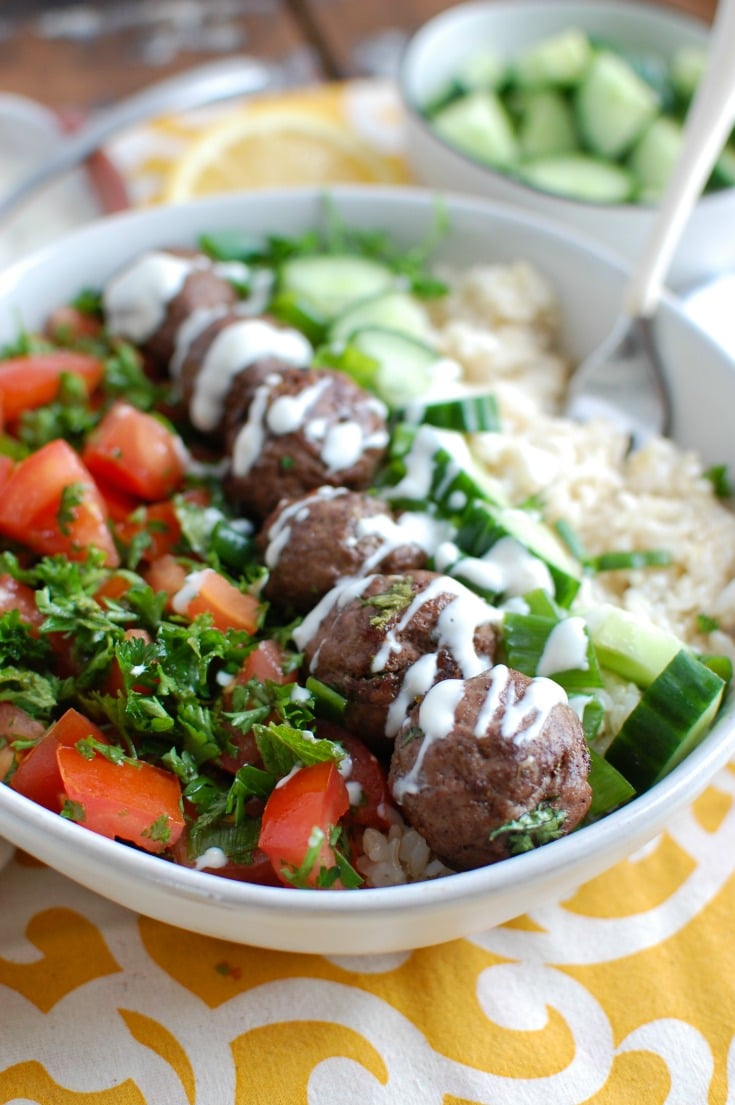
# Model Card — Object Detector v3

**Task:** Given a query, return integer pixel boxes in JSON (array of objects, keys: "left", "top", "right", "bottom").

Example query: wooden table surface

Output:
[{"left": 0, "top": 0, "right": 719, "bottom": 110}]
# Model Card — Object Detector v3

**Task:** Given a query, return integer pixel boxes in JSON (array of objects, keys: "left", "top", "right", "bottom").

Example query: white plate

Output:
[{"left": 1, "top": 186, "right": 734, "bottom": 954}]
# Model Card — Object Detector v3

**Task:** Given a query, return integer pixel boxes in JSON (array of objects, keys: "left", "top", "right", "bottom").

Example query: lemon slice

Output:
[{"left": 162, "top": 106, "right": 399, "bottom": 201}]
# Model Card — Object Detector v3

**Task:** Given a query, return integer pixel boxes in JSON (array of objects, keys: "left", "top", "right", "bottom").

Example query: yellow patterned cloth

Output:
[{"left": 2, "top": 80, "right": 735, "bottom": 1104}]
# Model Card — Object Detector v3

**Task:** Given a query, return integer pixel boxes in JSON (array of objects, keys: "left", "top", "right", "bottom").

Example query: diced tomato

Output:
[
  {"left": 316, "top": 720, "right": 395, "bottom": 830},
  {"left": 97, "top": 478, "right": 142, "bottom": 523},
  {"left": 104, "top": 627, "right": 153, "bottom": 696},
  {"left": 144, "top": 554, "right": 188, "bottom": 608},
  {"left": 0, "top": 438, "right": 119, "bottom": 566},
  {"left": 0, "top": 573, "right": 44, "bottom": 630},
  {"left": 174, "top": 568, "right": 260, "bottom": 634},
  {"left": 82, "top": 401, "right": 186, "bottom": 501},
  {"left": 0, "top": 351, "right": 103, "bottom": 422},
  {"left": 56, "top": 745, "right": 184, "bottom": 854},
  {"left": 218, "top": 641, "right": 295, "bottom": 774},
  {"left": 172, "top": 835, "right": 281, "bottom": 885},
  {"left": 115, "top": 500, "right": 182, "bottom": 562},
  {"left": 11, "top": 707, "right": 108, "bottom": 811},
  {"left": 45, "top": 306, "right": 102, "bottom": 342},
  {"left": 0, "top": 454, "right": 14, "bottom": 490},
  {"left": 0, "top": 704, "right": 46, "bottom": 780},
  {"left": 258, "top": 760, "right": 350, "bottom": 888}
]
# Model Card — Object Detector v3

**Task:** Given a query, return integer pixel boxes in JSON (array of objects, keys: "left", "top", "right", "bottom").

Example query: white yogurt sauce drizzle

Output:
[
  {"left": 537, "top": 616, "right": 589, "bottom": 677},
  {"left": 191, "top": 319, "right": 312, "bottom": 433},
  {"left": 392, "top": 679, "right": 466, "bottom": 800},
  {"left": 435, "top": 536, "right": 554, "bottom": 599},
  {"left": 104, "top": 251, "right": 195, "bottom": 344}
]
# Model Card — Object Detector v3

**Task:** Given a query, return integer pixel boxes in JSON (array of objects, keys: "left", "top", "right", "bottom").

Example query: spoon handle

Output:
[
  {"left": 623, "top": 0, "right": 735, "bottom": 318},
  {"left": 0, "top": 57, "right": 272, "bottom": 226}
]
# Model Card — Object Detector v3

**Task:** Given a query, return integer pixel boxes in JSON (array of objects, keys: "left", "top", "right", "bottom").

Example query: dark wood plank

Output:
[{"left": 0, "top": 0, "right": 319, "bottom": 109}]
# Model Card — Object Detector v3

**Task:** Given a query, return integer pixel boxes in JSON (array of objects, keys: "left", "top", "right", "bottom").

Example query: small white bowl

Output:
[
  {"left": 0, "top": 186, "right": 734, "bottom": 954},
  {"left": 400, "top": 0, "right": 732, "bottom": 291}
]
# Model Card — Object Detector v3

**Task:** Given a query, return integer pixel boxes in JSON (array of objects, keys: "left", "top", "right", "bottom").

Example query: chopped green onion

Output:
[
  {"left": 554, "top": 518, "right": 587, "bottom": 562},
  {"left": 306, "top": 676, "right": 347, "bottom": 723},
  {"left": 584, "top": 748, "right": 636, "bottom": 822},
  {"left": 404, "top": 394, "right": 501, "bottom": 434},
  {"left": 588, "top": 549, "right": 672, "bottom": 572}
]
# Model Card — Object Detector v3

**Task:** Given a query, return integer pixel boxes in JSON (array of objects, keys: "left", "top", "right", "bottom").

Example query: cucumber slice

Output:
[
  {"left": 585, "top": 746, "right": 636, "bottom": 821},
  {"left": 519, "top": 154, "right": 636, "bottom": 204},
  {"left": 279, "top": 254, "right": 395, "bottom": 319},
  {"left": 382, "top": 425, "right": 507, "bottom": 514},
  {"left": 456, "top": 49, "right": 507, "bottom": 93},
  {"left": 518, "top": 89, "right": 578, "bottom": 159},
  {"left": 513, "top": 28, "right": 592, "bottom": 89},
  {"left": 330, "top": 290, "right": 431, "bottom": 344},
  {"left": 576, "top": 51, "right": 660, "bottom": 159},
  {"left": 629, "top": 116, "right": 683, "bottom": 202},
  {"left": 669, "top": 45, "right": 707, "bottom": 105},
  {"left": 430, "top": 90, "right": 520, "bottom": 169},
  {"left": 349, "top": 328, "right": 439, "bottom": 407},
  {"left": 405, "top": 394, "right": 501, "bottom": 434},
  {"left": 456, "top": 500, "right": 583, "bottom": 608},
  {"left": 585, "top": 603, "right": 683, "bottom": 687},
  {"left": 605, "top": 650, "right": 726, "bottom": 789}
]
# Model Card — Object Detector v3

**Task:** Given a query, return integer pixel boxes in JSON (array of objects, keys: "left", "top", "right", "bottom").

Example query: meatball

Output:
[
  {"left": 292, "top": 570, "right": 499, "bottom": 752},
  {"left": 388, "top": 666, "right": 592, "bottom": 871},
  {"left": 259, "top": 487, "right": 428, "bottom": 614},
  {"left": 224, "top": 366, "right": 389, "bottom": 521},
  {"left": 103, "top": 248, "right": 242, "bottom": 371},
  {"left": 175, "top": 312, "right": 312, "bottom": 436}
]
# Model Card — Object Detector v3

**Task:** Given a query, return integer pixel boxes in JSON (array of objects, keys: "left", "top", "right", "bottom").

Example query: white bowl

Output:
[
  {"left": 399, "top": 0, "right": 733, "bottom": 291},
  {"left": 0, "top": 186, "right": 734, "bottom": 954}
]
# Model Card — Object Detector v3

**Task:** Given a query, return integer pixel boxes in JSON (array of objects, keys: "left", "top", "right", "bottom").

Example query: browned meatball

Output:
[
  {"left": 175, "top": 312, "right": 312, "bottom": 436},
  {"left": 224, "top": 366, "right": 389, "bottom": 521},
  {"left": 259, "top": 487, "right": 428, "bottom": 614},
  {"left": 388, "top": 666, "right": 592, "bottom": 871},
  {"left": 103, "top": 248, "right": 241, "bottom": 372},
  {"left": 292, "top": 570, "right": 498, "bottom": 753}
]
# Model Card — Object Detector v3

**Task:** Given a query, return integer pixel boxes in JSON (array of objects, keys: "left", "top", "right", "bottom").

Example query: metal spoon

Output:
[
  {"left": 564, "top": 0, "right": 735, "bottom": 449},
  {"left": 0, "top": 55, "right": 274, "bottom": 225}
]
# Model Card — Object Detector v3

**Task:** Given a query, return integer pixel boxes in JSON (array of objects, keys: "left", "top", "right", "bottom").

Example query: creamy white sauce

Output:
[
  {"left": 266, "top": 377, "right": 330, "bottom": 436},
  {"left": 449, "top": 536, "right": 554, "bottom": 599},
  {"left": 230, "top": 372, "right": 281, "bottom": 477},
  {"left": 292, "top": 574, "right": 374, "bottom": 654},
  {"left": 392, "top": 678, "right": 466, "bottom": 800},
  {"left": 472, "top": 663, "right": 568, "bottom": 746},
  {"left": 104, "top": 251, "right": 195, "bottom": 343},
  {"left": 264, "top": 487, "right": 347, "bottom": 569},
  {"left": 385, "top": 652, "right": 439, "bottom": 738},
  {"left": 170, "top": 306, "right": 228, "bottom": 380},
  {"left": 194, "top": 846, "right": 230, "bottom": 871},
  {"left": 191, "top": 319, "right": 312, "bottom": 433},
  {"left": 537, "top": 617, "right": 589, "bottom": 677},
  {"left": 170, "top": 568, "right": 208, "bottom": 614},
  {"left": 321, "top": 422, "right": 367, "bottom": 471}
]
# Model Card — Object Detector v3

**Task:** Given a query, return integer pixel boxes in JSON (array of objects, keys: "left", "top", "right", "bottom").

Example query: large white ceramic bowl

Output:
[
  {"left": 0, "top": 186, "right": 734, "bottom": 954},
  {"left": 399, "top": 0, "right": 734, "bottom": 291}
]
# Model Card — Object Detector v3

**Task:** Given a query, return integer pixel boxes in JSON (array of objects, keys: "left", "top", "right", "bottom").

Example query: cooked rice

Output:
[{"left": 360, "top": 259, "right": 735, "bottom": 889}]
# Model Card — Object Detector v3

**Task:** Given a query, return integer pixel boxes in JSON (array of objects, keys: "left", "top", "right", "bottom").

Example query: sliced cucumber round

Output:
[
  {"left": 330, "top": 290, "right": 432, "bottom": 344},
  {"left": 431, "top": 90, "right": 519, "bottom": 169},
  {"left": 575, "top": 51, "right": 660, "bottom": 160},
  {"left": 349, "top": 327, "right": 438, "bottom": 407},
  {"left": 519, "top": 154, "right": 636, "bottom": 204},
  {"left": 279, "top": 254, "right": 395, "bottom": 319}
]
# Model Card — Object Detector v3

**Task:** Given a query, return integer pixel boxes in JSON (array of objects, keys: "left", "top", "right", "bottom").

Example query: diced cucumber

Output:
[
  {"left": 513, "top": 28, "right": 592, "bottom": 89},
  {"left": 456, "top": 500, "right": 583, "bottom": 608},
  {"left": 518, "top": 89, "right": 578, "bottom": 159},
  {"left": 330, "top": 290, "right": 431, "bottom": 344},
  {"left": 585, "top": 603, "right": 683, "bottom": 687},
  {"left": 382, "top": 425, "right": 507, "bottom": 514},
  {"left": 404, "top": 393, "right": 501, "bottom": 434},
  {"left": 279, "top": 255, "right": 395, "bottom": 319},
  {"left": 502, "top": 610, "right": 603, "bottom": 692},
  {"left": 576, "top": 51, "right": 660, "bottom": 159},
  {"left": 519, "top": 154, "right": 636, "bottom": 203},
  {"left": 629, "top": 116, "right": 683, "bottom": 202},
  {"left": 456, "top": 49, "right": 507, "bottom": 93},
  {"left": 431, "top": 90, "right": 520, "bottom": 169},
  {"left": 669, "top": 44, "right": 707, "bottom": 105},
  {"left": 585, "top": 746, "right": 636, "bottom": 821},
  {"left": 348, "top": 328, "right": 439, "bottom": 407},
  {"left": 605, "top": 650, "right": 726, "bottom": 789}
]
